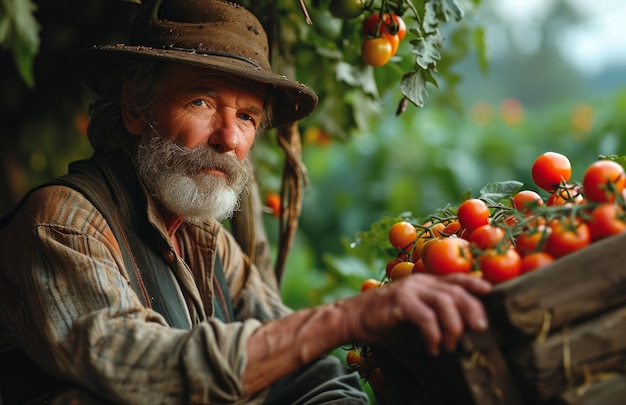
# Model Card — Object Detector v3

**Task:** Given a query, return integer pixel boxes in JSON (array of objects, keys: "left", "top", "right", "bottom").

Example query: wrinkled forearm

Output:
[{"left": 243, "top": 300, "right": 354, "bottom": 395}]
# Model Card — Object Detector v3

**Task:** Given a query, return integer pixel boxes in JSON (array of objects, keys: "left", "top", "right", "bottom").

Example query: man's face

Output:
[{"left": 132, "top": 64, "right": 267, "bottom": 223}]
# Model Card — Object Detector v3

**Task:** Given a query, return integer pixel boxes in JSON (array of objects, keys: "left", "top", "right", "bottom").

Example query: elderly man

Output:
[{"left": 0, "top": 0, "right": 491, "bottom": 403}]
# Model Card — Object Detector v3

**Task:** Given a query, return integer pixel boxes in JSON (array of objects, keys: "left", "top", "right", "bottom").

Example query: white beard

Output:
[{"left": 135, "top": 129, "right": 252, "bottom": 224}]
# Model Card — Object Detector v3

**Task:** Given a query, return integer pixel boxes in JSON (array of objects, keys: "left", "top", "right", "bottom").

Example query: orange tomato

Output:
[
  {"left": 422, "top": 237, "right": 473, "bottom": 275},
  {"left": 520, "top": 251, "right": 554, "bottom": 274},
  {"left": 388, "top": 221, "right": 417, "bottom": 250}
]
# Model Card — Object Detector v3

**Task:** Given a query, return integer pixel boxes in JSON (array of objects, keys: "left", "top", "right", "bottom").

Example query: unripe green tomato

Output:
[{"left": 329, "top": 0, "right": 364, "bottom": 20}]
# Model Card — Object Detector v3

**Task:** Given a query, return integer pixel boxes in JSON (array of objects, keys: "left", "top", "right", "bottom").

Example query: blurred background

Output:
[{"left": 1, "top": 0, "right": 625, "bottom": 314}]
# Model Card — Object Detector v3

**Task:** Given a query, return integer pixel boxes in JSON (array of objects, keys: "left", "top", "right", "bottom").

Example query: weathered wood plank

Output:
[
  {"left": 554, "top": 373, "right": 626, "bottom": 405},
  {"left": 458, "top": 329, "right": 527, "bottom": 405},
  {"left": 506, "top": 305, "right": 626, "bottom": 402},
  {"left": 484, "top": 232, "right": 626, "bottom": 340}
]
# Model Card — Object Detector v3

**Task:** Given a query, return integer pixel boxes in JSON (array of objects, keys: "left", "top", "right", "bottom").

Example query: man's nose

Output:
[{"left": 208, "top": 112, "right": 240, "bottom": 154}]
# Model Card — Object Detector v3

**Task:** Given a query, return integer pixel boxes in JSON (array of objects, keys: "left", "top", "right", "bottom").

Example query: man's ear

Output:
[{"left": 121, "top": 81, "right": 145, "bottom": 136}]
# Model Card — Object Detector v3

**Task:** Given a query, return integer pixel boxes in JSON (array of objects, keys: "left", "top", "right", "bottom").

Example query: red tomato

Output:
[
  {"left": 457, "top": 198, "right": 490, "bottom": 233},
  {"left": 545, "top": 218, "right": 591, "bottom": 259},
  {"left": 412, "top": 258, "right": 428, "bottom": 274},
  {"left": 468, "top": 224, "right": 506, "bottom": 251},
  {"left": 429, "top": 222, "right": 446, "bottom": 237},
  {"left": 546, "top": 185, "right": 584, "bottom": 206},
  {"left": 422, "top": 237, "right": 473, "bottom": 275},
  {"left": 388, "top": 221, "right": 417, "bottom": 250},
  {"left": 520, "top": 251, "right": 554, "bottom": 274},
  {"left": 346, "top": 348, "right": 362, "bottom": 367},
  {"left": 582, "top": 160, "right": 626, "bottom": 203},
  {"left": 385, "top": 257, "right": 402, "bottom": 278},
  {"left": 513, "top": 190, "right": 544, "bottom": 215},
  {"left": 361, "top": 37, "right": 393, "bottom": 67},
  {"left": 265, "top": 192, "right": 281, "bottom": 217},
  {"left": 442, "top": 220, "right": 462, "bottom": 236},
  {"left": 362, "top": 12, "right": 406, "bottom": 39},
  {"left": 531, "top": 152, "right": 572, "bottom": 193},
  {"left": 586, "top": 203, "right": 626, "bottom": 241},
  {"left": 479, "top": 248, "right": 522, "bottom": 284},
  {"left": 514, "top": 224, "right": 550, "bottom": 256}
]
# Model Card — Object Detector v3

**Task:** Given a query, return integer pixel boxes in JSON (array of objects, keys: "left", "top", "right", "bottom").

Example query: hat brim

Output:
[{"left": 77, "top": 45, "right": 318, "bottom": 128}]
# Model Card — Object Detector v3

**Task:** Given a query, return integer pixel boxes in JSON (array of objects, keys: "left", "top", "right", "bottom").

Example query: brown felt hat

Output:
[{"left": 77, "top": 0, "right": 318, "bottom": 128}]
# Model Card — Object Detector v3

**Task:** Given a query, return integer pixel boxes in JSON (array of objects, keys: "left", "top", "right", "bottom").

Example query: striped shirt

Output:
[{"left": 0, "top": 181, "right": 292, "bottom": 404}]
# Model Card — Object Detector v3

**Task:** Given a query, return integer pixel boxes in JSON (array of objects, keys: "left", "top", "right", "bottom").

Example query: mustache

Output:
[{"left": 138, "top": 133, "right": 252, "bottom": 187}]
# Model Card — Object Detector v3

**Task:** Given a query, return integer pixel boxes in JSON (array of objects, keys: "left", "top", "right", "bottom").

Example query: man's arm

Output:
[{"left": 242, "top": 273, "right": 491, "bottom": 394}]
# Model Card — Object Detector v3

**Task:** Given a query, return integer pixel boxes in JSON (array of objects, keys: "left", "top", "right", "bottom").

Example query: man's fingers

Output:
[{"left": 443, "top": 273, "right": 493, "bottom": 295}]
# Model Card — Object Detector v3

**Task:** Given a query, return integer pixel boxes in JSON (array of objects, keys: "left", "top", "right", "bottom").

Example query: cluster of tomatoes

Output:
[
  {"left": 360, "top": 12, "right": 407, "bottom": 67},
  {"left": 347, "top": 151, "right": 626, "bottom": 391},
  {"left": 361, "top": 152, "right": 626, "bottom": 291},
  {"left": 328, "top": 0, "right": 408, "bottom": 67}
]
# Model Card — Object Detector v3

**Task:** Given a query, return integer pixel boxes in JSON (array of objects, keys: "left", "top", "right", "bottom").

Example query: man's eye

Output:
[{"left": 191, "top": 99, "right": 205, "bottom": 107}]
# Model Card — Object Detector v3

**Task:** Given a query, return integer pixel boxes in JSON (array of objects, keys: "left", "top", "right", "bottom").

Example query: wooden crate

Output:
[{"left": 374, "top": 231, "right": 626, "bottom": 405}]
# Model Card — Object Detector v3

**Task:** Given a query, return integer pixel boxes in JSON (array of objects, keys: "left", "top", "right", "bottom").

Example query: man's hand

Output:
[
  {"left": 244, "top": 273, "right": 491, "bottom": 395},
  {"left": 341, "top": 273, "right": 492, "bottom": 356}
]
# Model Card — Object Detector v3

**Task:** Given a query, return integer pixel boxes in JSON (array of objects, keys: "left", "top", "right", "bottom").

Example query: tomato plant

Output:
[
  {"left": 478, "top": 248, "right": 522, "bottom": 284},
  {"left": 361, "top": 36, "right": 393, "bottom": 67},
  {"left": 457, "top": 198, "right": 490, "bottom": 233},
  {"left": 531, "top": 152, "right": 572, "bottom": 193},
  {"left": 581, "top": 159, "right": 626, "bottom": 203},
  {"left": 422, "top": 237, "right": 473, "bottom": 275}
]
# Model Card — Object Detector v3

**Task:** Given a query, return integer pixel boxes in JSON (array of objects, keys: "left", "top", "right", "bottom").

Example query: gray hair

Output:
[{"left": 87, "top": 61, "right": 165, "bottom": 152}]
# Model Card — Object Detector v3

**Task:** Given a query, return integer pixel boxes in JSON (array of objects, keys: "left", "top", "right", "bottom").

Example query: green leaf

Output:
[
  {"left": 0, "top": 0, "right": 40, "bottom": 87},
  {"left": 472, "top": 26, "right": 489, "bottom": 74},
  {"left": 479, "top": 181, "right": 524, "bottom": 205},
  {"left": 598, "top": 155, "right": 626, "bottom": 171},
  {"left": 400, "top": 70, "right": 429, "bottom": 107},
  {"left": 411, "top": 32, "right": 443, "bottom": 69},
  {"left": 336, "top": 62, "right": 378, "bottom": 98},
  {"left": 440, "top": 0, "right": 465, "bottom": 22}
]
